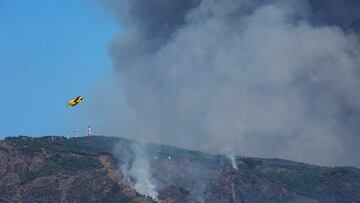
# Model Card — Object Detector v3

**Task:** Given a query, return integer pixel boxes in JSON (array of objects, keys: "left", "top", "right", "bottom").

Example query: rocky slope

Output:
[{"left": 0, "top": 136, "right": 359, "bottom": 203}]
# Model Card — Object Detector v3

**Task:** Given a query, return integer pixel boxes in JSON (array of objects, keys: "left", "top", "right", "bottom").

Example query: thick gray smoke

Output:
[{"left": 101, "top": 0, "right": 360, "bottom": 167}]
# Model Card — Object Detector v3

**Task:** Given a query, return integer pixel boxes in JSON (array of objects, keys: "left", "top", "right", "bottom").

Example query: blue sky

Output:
[{"left": 0, "top": 1, "right": 120, "bottom": 138}]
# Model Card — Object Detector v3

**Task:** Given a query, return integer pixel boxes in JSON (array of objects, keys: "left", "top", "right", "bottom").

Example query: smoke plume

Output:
[
  {"left": 101, "top": 0, "right": 360, "bottom": 167},
  {"left": 224, "top": 145, "right": 238, "bottom": 170},
  {"left": 114, "top": 142, "right": 158, "bottom": 200}
]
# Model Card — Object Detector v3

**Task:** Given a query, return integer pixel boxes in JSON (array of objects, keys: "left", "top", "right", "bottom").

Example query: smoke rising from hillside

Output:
[
  {"left": 114, "top": 142, "right": 158, "bottom": 200},
  {"left": 101, "top": 0, "right": 360, "bottom": 166},
  {"left": 225, "top": 145, "right": 238, "bottom": 170}
]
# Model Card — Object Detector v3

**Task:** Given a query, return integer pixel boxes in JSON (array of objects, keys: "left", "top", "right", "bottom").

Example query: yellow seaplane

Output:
[{"left": 67, "top": 96, "right": 83, "bottom": 107}]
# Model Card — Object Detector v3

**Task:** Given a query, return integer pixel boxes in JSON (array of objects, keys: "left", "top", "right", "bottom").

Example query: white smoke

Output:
[
  {"left": 115, "top": 142, "right": 158, "bottom": 200},
  {"left": 229, "top": 153, "right": 238, "bottom": 170},
  {"left": 224, "top": 145, "right": 238, "bottom": 170},
  {"left": 130, "top": 143, "right": 158, "bottom": 200}
]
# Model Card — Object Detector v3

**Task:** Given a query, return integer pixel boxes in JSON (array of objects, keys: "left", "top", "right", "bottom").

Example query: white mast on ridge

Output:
[{"left": 86, "top": 125, "right": 92, "bottom": 136}]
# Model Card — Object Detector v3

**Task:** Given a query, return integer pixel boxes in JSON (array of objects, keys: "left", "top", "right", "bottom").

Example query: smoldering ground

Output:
[{"left": 97, "top": 0, "right": 360, "bottom": 167}]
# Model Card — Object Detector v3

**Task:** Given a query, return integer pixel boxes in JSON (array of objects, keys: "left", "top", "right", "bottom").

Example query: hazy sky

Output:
[{"left": 0, "top": 1, "right": 119, "bottom": 137}]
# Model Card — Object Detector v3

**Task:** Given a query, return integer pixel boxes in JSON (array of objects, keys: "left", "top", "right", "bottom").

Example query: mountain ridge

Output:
[{"left": 0, "top": 136, "right": 359, "bottom": 202}]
